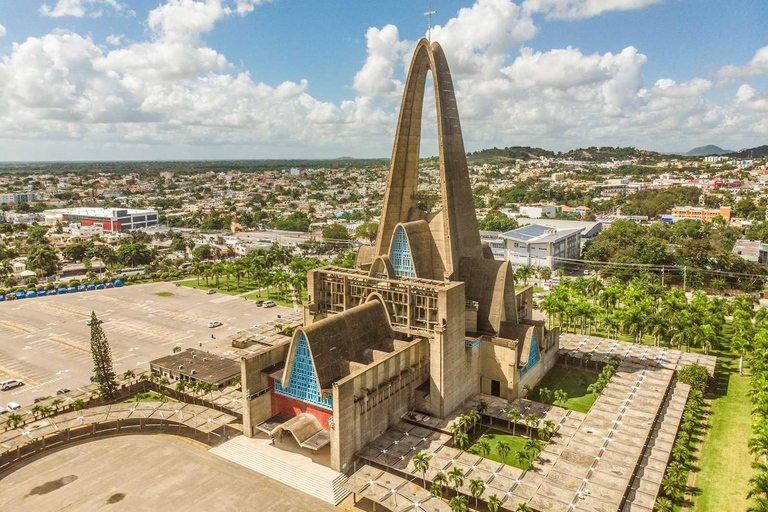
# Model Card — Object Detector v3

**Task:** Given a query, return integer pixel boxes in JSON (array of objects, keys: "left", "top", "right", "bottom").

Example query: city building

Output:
[
  {"left": 239, "top": 39, "right": 560, "bottom": 474},
  {"left": 665, "top": 206, "right": 731, "bottom": 224},
  {"left": 494, "top": 224, "right": 583, "bottom": 268},
  {"left": 518, "top": 204, "right": 558, "bottom": 218},
  {"left": 733, "top": 239, "right": 768, "bottom": 266},
  {"left": 150, "top": 349, "right": 240, "bottom": 388},
  {"left": 516, "top": 218, "right": 603, "bottom": 241},
  {"left": 0, "top": 192, "right": 38, "bottom": 204},
  {"left": 43, "top": 207, "right": 159, "bottom": 232}
]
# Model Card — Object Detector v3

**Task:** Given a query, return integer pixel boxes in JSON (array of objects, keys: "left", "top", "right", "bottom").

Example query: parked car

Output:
[
  {"left": 262, "top": 300, "right": 276, "bottom": 308},
  {"left": 33, "top": 396, "right": 50, "bottom": 404},
  {"left": 56, "top": 388, "right": 71, "bottom": 395},
  {"left": 206, "top": 289, "right": 216, "bottom": 295},
  {"left": 0, "top": 379, "right": 24, "bottom": 391},
  {"left": 7, "top": 402, "right": 21, "bottom": 411},
  {"left": 0, "top": 406, "right": 7, "bottom": 415},
  {"left": 207, "top": 321, "right": 223, "bottom": 328},
  {"left": 254, "top": 300, "right": 264, "bottom": 306}
]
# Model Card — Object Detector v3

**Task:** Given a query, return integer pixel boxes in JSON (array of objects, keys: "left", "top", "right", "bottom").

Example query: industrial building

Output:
[{"left": 44, "top": 207, "right": 159, "bottom": 232}]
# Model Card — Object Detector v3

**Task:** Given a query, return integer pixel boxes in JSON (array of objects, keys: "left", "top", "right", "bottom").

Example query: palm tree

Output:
[
  {"left": 72, "top": 398, "right": 85, "bottom": 411},
  {"left": 654, "top": 497, "right": 674, "bottom": 512},
  {"left": 507, "top": 409, "right": 522, "bottom": 435},
  {"left": 522, "top": 384, "right": 532, "bottom": 398},
  {"left": 6, "top": 413, "right": 23, "bottom": 429},
  {"left": 449, "top": 495, "right": 468, "bottom": 512},
  {"left": 553, "top": 389, "right": 568, "bottom": 407},
  {"left": 51, "top": 398, "right": 64, "bottom": 412},
  {"left": 515, "top": 450, "right": 531, "bottom": 470},
  {"left": 515, "top": 502, "right": 533, "bottom": 512},
  {"left": 175, "top": 380, "right": 188, "bottom": 395},
  {"left": 537, "top": 386, "right": 553, "bottom": 404},
  {"left": 412, "top": 451, "right": 430, "bottom": 489},
  {"left": 448, "top": 467, "right": 465, "bottom": 497},
  {"left": 469, "top": 479, "right": 485, "bottom": 511},
  {"left": 661, "top": 472, "right": 683, "bottom": 501},
  {"left": 430, "top": 482, "right": 443, "bottom": 498},
  {"left": 454, "top": 431, "right": 469, "bottom": 451},
  {"left": 433, "top": 472, "right": 448, "bottom": 498},
  {"left": 525, "top": 414, "right": 540, "bottom": 438},
  {"left": 487, "top": 494, "right": 502, "bottom": 512},
  {"left": 732, "top": 333, "right": 752, "bottom": 376},
  {"left": 496, "top": 440, "right": 510, "bottom": 464},
  {"left": 469, "top": 409, "right": 481, "bottom": 433},
  {"left": 31, "top": 404, "right": 44, "bottom": 420},
  {"left": 475, "top": 439, "right": 491, "bottom": 457},
  {"left": 122, "top": 369, "right": 136, "bottom": 385}
]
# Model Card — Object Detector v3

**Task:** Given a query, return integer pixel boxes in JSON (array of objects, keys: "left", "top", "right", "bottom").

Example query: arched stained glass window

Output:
[
  {"left": 390, "top": 226, "right": 415, "bottom": 278},
  {"left": 521, "top": 332, "right": 540, "bottom": 376},
  {"left": 274, "top": 332, "right": 333, "bottom": 410}
]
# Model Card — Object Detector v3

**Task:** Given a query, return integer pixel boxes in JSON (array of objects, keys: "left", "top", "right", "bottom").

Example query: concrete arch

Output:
[{"left": 375, "top": 38, "right": 483, "bottom": 280}]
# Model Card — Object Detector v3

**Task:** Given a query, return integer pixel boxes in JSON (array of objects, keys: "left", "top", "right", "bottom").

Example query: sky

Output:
[{"left": 0, "top": 0, "right": 766, "bottom": 161}]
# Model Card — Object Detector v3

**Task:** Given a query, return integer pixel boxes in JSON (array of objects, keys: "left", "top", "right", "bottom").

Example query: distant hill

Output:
[
  {"left": 685, "top": 145, "right": 733, "bottom": 156},
  {"left": 559, "top": 146, "right": 662, "bottom": 163},
  {"left": 466, "top": 145, "right": 555, "bottom": 163},
  {"left": 725, "top": 145, "right": 768, "bottom": 158}
]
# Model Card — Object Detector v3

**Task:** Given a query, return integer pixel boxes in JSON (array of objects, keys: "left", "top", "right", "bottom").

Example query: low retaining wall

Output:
[{"left": 0, "top": 417, "right": 241, "bottom": 475}]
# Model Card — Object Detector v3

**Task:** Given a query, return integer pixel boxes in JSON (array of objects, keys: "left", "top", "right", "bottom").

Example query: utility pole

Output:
[
  {"left": 661, "top": 266, "right": 665, "bottom": 287},
  {"left": 683, "top": 266, "right": 687, "bottom": 291}
]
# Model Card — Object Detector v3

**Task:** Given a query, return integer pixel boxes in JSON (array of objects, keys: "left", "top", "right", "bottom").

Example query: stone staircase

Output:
[{"left": 210, "top": 436, "right": 349, "bottom": 505}]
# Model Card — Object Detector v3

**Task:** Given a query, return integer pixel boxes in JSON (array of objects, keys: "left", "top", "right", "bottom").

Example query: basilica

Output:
[{"left": 240, "top": 38, "right": 560, "bottom": 473}]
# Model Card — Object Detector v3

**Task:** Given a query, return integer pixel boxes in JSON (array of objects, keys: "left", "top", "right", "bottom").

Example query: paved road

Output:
[
  {"left": 0, "top": 282, "right": 293, "bottom": 408},
  {"left": 0, "top": 435, "right": 337, "bottom": 511}
]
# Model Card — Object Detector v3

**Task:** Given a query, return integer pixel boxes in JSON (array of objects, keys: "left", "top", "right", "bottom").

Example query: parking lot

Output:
[{"left": 0, "top": 282, "right": 293, "bottom": 408}]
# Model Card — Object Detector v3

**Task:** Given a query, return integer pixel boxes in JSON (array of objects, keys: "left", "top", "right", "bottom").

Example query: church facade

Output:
[{"left": 240, "top": 38, "right": 560, "bottom": 474}]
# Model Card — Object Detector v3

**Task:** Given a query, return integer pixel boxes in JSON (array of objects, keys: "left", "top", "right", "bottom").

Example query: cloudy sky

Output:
[{"left": 0, "top": 0, "right": 766, "bottom": 161}]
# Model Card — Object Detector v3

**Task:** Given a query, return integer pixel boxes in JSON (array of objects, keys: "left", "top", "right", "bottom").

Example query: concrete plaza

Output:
[
  {"left": 0, "top": 435, "right": 338, "bottom": 511},
  {"left": 0, "top": 282, "right": 293, "bottom": 408}
]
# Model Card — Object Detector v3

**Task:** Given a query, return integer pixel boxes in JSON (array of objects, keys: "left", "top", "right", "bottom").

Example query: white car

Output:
[
  {"left": 206, "top": 289, "right": 216, "bottom": 295},
  {"left": 6, "top": 402, "right": 21, "bottom": 411},
  {"left": 262, "top": 300, "right": 276, "bottom": 308},
  {"left": 0, "top": 379, "right": 23, "bottom": 391},
  {"left": 207, "top": 321, "right": 223, "bottom": 328}
]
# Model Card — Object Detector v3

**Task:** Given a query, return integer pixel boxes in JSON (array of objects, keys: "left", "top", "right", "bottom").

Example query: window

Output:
[
  {"left": 390, "top": 226, "right": 416, "bottom": 278},
  {"left": 274, "top": 333, "right": 333, "bottom": 410}
]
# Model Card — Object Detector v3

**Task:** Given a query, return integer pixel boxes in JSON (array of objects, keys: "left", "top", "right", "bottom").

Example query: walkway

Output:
[{"left": 210, "top": 434, "right": 349, "bottom": 505}]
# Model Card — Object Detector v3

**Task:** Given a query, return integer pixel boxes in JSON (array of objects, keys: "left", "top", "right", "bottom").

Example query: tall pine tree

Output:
[{"left": 89, "top": 312, "right": 118, "bottom": 401}]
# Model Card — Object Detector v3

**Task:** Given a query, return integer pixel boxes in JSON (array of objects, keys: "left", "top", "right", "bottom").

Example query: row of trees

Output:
[
  {"left": 746, "top": 326, "right": 768, "bottom": 511},
  {"left": 654, "top": 367, "right": 708, "bottom": 512},
  {"left": 539, "top": 276, "right": 763, "bottom": 357}
]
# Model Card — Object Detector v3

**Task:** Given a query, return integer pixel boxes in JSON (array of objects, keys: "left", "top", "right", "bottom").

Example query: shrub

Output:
[{"left": 677, "top": 364, "right": 709, "bottom": 392}]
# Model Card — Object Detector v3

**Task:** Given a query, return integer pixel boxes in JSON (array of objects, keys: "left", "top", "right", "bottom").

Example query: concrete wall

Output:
[
  {"left": 430, "top": 282, "right": 480, "bottom": 418},
  {"left": 331, "top": 337, "right": 430, "bottom": 473},
  {"left": 479, "top": 340, "right": 518, "bottom": 400},
  {"left": 240, "top": 343, "right": 289, "bottom": 437}
]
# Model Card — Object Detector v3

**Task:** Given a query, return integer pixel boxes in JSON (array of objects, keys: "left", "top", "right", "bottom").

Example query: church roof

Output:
[{"left": 289, "top": 299, "right": 396, "bottom": 391}]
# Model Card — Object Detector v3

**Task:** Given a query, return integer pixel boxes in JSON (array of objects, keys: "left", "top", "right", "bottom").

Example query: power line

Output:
[{"left": 552, "top": 256, "right": 768, "bottom": 280}]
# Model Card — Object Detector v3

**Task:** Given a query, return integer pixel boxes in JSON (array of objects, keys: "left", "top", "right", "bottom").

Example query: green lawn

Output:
[
  {"left": 466, "top": 429, "right": 540, "bottom": 470},
  {"left": 531, "top": 366, "right": 599, "bottom": 413},
  {"left": 243, "top": 287, "right": 307, "bottom": 308},
  {"left": 178, "top": 279, "right": 261, "bottom": 296},
  {"left": 691, "top": 321, "right": 753, "bottom": 512},
  {"left": 154, "top": 291, "right": 174, "bottom": 297}
]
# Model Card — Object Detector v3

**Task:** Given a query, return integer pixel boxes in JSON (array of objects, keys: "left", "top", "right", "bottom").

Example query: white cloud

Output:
[
  {"left": 233, "top": 0, "right": 267, "bottom": 15},
  {"left": 0, "top": 23, "right": 5, "bottom": 37},
  {"left": 523, "top": 0, "right": 663, "bottom": 20},
  {"left": 105, "top": 34, "right": 122, "bottom": 45},
  {"left": 717, "top": 45, "right": 768, "bottom": 79},
  {"left": 353, "top": 25, "right": 411, "bottom": 97},
  {"left": 40, "top": 0, "right": 125, "bottom": 18},
  {"left": 0, "top": 0, "right": 765, "bottom": 158}
]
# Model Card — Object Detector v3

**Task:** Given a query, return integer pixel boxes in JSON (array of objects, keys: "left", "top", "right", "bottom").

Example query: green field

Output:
[
  {"left": 531, "top": 366, "right": 599, "bottom": 413},
  {"left": 154, "top": 291, "right": 174, "bottom": 297},
  {"left": 690, "top": 321, "right": 753, "bottom": 512},
  {"left": 466, "top": 429, "right": 540, "bottom": 470}
]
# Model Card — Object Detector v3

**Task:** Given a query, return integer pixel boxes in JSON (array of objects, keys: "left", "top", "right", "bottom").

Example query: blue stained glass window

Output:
[
  {"left": 520, "top": 332, "right": 540, "bottom": 376},
  {"left": 274, "top": 332, "right": 333, "bottom": 410},
  {"left": 390, "top": 226, "right": 415, "bottom": 278}
]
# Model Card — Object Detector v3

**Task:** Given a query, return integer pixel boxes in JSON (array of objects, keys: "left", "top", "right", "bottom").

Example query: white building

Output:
[
  {"left": 0, "top": 192, "right": 38, "bottom": 204},
  {"left": 518, "top": 205, "right": 558, "bottom": 219},
  {"left": 43, "top": 207, "right": 159, "bottom": 232},
  {"left": 482, "top": 224, "right": 583, "bottom": 268}
]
